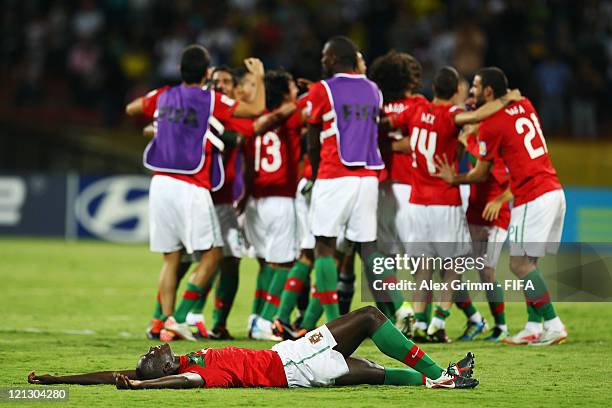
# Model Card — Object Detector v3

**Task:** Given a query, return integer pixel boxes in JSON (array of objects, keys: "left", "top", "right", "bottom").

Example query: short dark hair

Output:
[
  {"left": 326, "top": 36, "right": 358, "bottom": 69},
  {"left": 265, "top": 69, "right": 292, "bottom": 110},
  {"left": 433, "top": 66, "right": 460, "bottom": 99},
  {"left": 212, "top": 65, "right": 237, "bottom": 85},
  {"left": 476, "top": 67, "right": 508, "bottom": 98},
  {"left": 180, "top": 45, "right": 210, "bottom": 84},
  {"left": 368, "top": 51, "right": 422, "bottom": 103}
]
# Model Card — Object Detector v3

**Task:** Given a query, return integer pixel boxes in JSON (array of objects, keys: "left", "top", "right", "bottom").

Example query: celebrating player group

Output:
[
  {"left": 28, "top": 34, "right": 570, "bottom": 390},
  {"left": 127, "top": 34, "right": 567, "bottom": 348}
]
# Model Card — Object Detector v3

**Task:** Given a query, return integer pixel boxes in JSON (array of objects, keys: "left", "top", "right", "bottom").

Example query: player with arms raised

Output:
[
  {"left": 436, "top": 67, "right": 567, "bottom": 345},
  {"left": 130, "top": 45, "right": 266, "bottom": 341}
]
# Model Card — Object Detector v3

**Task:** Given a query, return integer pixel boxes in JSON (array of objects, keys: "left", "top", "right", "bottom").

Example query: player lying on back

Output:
[{"left": 28, "top": 307, "right": 477, "bottom": 389}]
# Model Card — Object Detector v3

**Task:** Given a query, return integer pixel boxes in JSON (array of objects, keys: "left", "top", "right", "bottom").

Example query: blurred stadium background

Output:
[{"left": 1, "top": 0, "right": 611, "bottom": 242}]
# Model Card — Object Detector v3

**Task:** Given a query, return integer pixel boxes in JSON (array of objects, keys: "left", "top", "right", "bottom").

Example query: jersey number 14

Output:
[{"left": 410, "top": 127, "right": 438, "bottom": 174}]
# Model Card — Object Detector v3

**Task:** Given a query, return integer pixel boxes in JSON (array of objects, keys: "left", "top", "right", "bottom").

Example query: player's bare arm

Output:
[
  {"left": 252, "top": 101, "right": 298, "bottom": 135},
  {"left": 391, "top": 136, "right": 410, "bottom": 153},
  {"left": 454, "top": 89, "right": 522, "bottom": 126},
  {"left": 143, "top": 123, "right": 155, "bottom": 138},
  {"left": 233, "top": 58, "right": 266, "bottom": 117},
  {"left": 28, "top": 370, "right": 137, "bottom": 385},
  {"left": 115, "top": 373, "right": 203, "bottom": 390},
  {"left": 434, "top": 154, "right": 493, "bottom": 185},
  {"left": 482, "top": 187, "right": 513, "bottom": 221},
  {"left": 125, "top": 97, "right": 144, "bottom": 116}
]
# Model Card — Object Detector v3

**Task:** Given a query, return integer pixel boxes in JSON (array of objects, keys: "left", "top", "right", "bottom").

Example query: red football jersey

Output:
[
  {"left": 477, "top": 98, "right": 562, "bottom": 206},
  {"left": 306, "top": 79, "right": 377, "bottom": 179},
  {"left": 178, "top": 347, "right": 288, "bottom": 388},
  {"left": 141, "top": 88, "right": 239, "bottom": 189},
  {"left": 391, "top": 101, "right": 464, "bottom": 205},
  {"left": 379, "top": 95, "right": 428, "bottom": 184},
  {"left": 464, "top": 133, "right": 510, "bottom": 229},
  {"left": 211, "top": 117, "right": 255, "bottom": 204},
  {"left": 248, "top": 100, "right": 305, "bottom": 198}
]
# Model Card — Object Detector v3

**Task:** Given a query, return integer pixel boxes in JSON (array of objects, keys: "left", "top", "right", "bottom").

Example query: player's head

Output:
[
  {"left": 135, "top": 344, "right": 179, "bottom": 380},
  {"left": 368, "top": 50, "right": 422, "bottom": 103},
  {"left": 452, "top": 77, "right": 470, "bottom": 105},
  {"left": 321, "top": 36, "right": 358, "bottom": 77},
  {"left": 180, "top": 44, "right": 211, "bottom": 85},
  {"left": 265, "top": 69, "right": 298, "bottom": 110},
  {"left": 472, "top": 67, "right": 508, "bottom": 106},
  {"left": 433, "top": 66, "right": 460, "bottom": 100},
  {"left": 234, "top": 68, "right": 257, "bottom": 103},
  {"left": 212, "top": 65, "right": 237, "bottom": 97},
  {"left": 356, "top": 52, "right": 367, "bottom": 75}
]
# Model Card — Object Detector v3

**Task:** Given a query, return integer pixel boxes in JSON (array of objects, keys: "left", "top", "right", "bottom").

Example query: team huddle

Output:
[
  {"left": 124, "top": 35, "right": 567, "bottom": 348},
  {"left": 27, "top": 35, "right": 569, "bottom": 391}
]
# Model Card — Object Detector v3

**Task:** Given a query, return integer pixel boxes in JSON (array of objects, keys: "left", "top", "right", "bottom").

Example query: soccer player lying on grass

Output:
[{"left": 28, "top": 307, "right": 477, "bottom": 389}]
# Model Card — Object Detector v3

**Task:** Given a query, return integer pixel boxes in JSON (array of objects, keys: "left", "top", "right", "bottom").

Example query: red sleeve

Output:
[
  {"left": 141, "top": 86, "right": 170, "bottom": 118},
  {"left": 464, "top": 132, "right": 479, "bottom": 157},
  {"left": 225, "top": 117, "right": 255, "bottom": 138},
  {"left": 305, "top": 82, "right": 330, "bottom": 125},
  {"left": 388, "top": 105, "right": 414, "bottom": 132},
  {"left": 477, "top": 121, "right": 500, "bottom": 162},
  {"left": 213, "top": 92, "right": 239, "bottom": 124},
  {"left": 448, "top": 104, "right": 465, "bottom": 121}
]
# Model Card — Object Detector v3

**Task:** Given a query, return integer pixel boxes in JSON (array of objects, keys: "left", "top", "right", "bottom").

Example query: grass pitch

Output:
[{"left": 1, "top": 238, "right": 611, "bottom": 407}]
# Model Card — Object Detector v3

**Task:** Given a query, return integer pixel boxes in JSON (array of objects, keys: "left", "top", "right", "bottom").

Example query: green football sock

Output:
[
  {"left": 371, "top": 320, "right": 443, "bottom": 380},
  {"left": 189, "top": 271, "right": 216, "bottom": 314},
  {"left": 212, "top": 266, "right": 239, "bottom": 329},
  {"left": 414, "top": 311, "right": 428, "bottom": 325},
  {"left": 434, "top": 305, "right": 450, "bottom": 321},
  {"left": 486, "top": 284, "right": 506, "bottom": 326},
  {"left": 455, "top": 289, "right": 477, "bottom": 318},
  {"left": 153, "top": 292, "right": 163, "bottom": 319},
  {"left": 300, "top": 290, "right": 323, "bottom": 330},
  {"left": 424, "top": 300, "right": 433, "bottom": 324},
  {"left": 314, "top": 256, "right": 340, "bottom": 321},
  {"left": 252, "top": 264, "right": 274, "bottom": 315},
  {"left": 276, "top": 261, "right": 310, "bottom": 322},
  {"left": 384, "top": 367, "right": 425, "bottom": 386},
  {"left": 367, "top": 252, "right": 405, "bottom": 311},
  {"left": 174, "top": 282, "right": 203, "bottom": 323},
  {"left": 153, "top": 261, "right": 191, "bottom": 319},
  {"left": 260, "top": 267, "right": 289, "bottom": 322},
  {"left": 524, "top": 268, "right": 557, "bottom": 321}
]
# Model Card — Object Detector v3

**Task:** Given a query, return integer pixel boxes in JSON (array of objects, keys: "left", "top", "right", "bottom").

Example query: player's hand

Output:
[
  {"left": 300, "top": 179, "right": 314, "bottom": 202},
  {"left": 114, "top": 373, "right": 140, "bottom": 390},
  {"left": 28, "top": 372, "right": 56, "bottom": 385},
  {"left": 505, "top": 88, "right": 522, "bottom": 102},
  {"left": 482, "top": 197, "right": 504, "bottom": 221},
  {"left": 244, "top": 58, "right": 264, "bottom": 78},
  {"left": 296, "top": 78, "right": 313, "bottom": 90},
  {"left": 434, "top": 154, "right": 456, "bottom": 184}
]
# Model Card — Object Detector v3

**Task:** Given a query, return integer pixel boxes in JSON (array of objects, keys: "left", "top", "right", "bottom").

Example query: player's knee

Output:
[
  {"left": 360, "top": 305, "right": 386, "bottom": 326},
  {"left": 478, "top": 266, "right": 496, "bottom": 283},
  {"left": 509, "top": 256, "right": 535, "bottom": 278}
]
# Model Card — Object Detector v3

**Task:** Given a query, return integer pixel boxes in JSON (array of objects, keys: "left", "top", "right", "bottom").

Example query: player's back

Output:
[
  {"left": 478, "top": 97, "right": 561, "bottom": 206},
  {"left": 380, "top": 94, "right": 428, "bottom": 184},
  {"left": 250, "top": 102, "right": 304, "bottom": 198},
  {"left": 409, "top": 101, "right": 463, "bottom": 205}
]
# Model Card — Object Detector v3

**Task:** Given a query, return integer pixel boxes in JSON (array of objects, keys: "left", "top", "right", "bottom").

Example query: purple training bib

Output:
[{"left": 322, "top": 74, "right": 384, "bottom": 169}]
